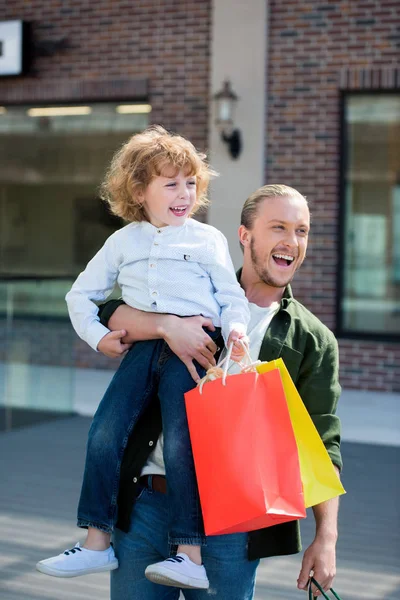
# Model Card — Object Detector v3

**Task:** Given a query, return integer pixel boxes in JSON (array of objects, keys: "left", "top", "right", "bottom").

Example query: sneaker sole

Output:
[
  {"left": 145, "top": 566, "right": 209, "bottom": 589},
  {"left": 35, "top": 559, "right": 119, "bottom": 578}
]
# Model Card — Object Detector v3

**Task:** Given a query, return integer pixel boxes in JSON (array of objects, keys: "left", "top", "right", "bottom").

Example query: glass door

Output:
[{"left": 0, "top": 102, "right": 149, "bottom": 430}]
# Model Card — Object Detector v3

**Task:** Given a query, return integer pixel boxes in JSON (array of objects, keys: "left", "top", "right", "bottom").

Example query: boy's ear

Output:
[{"left": 136, "top": 188, "right": 145, "bottom": 205}]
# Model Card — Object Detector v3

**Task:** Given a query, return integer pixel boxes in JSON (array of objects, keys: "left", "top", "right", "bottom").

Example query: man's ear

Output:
[{"left": 238, "top": 225, "right": 251, "bottom": 248}]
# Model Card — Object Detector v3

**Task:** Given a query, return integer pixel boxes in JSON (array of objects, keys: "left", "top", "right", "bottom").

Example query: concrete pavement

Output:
[{"left": 0, "top": 415, "right": 399, "bottom": 600}]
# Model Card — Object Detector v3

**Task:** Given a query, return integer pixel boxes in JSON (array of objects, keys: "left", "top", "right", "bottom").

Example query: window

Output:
[
  {"left": 338, "top": 93, "right": 400, "bottom": 338},
  {"left": 0, "top": 102, "right": 150, "bottom": 317}
]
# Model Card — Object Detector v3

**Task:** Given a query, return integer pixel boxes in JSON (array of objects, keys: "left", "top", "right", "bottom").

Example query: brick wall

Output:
[
  {"left": 0, "top": 0, "right": 211, "bottom": 376},
  {"left": 339, "top": 339, "right": 400, "bottom": 392},
  {"left": 1, "top": 0, "right": 211, "bottom": 149},
  {"left": 266, "top": 0, "right": 400, "bottom": 391},
  {"left": 1, "top": 1, "right": 399, "bottom": 393},
  {"left": 0, "top": 318, "right": 117, "bottom": 371}
]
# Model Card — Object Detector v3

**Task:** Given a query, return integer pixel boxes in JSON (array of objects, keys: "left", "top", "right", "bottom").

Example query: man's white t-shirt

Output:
[
  {"left": 225, "top": 300, "right": 280, "bottom": 375},
  {"left": 141, "top": 301, "right": 280, "bottom": 477}
]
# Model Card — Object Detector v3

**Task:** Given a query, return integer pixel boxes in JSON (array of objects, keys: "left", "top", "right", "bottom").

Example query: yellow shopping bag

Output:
[{"left": 257, "top": 359, "right": 345, "bottom": 507}]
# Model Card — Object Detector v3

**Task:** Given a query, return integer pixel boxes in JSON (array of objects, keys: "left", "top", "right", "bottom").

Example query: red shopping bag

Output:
[{"left": 185, "top": 368, "right": 306, "bottom": 536}]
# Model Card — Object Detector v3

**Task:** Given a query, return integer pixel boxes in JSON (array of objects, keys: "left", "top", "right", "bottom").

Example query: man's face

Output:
[{"left": 241, "top": 195, "right": 310, "bottom": 288}]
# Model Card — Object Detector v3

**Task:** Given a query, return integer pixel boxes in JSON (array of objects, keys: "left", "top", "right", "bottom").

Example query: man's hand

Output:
[
  {"left": 297, "top": 535, "right": 336, "bottom": 596},
  {"left": 97, "top": 330, "right": 132, "bottom": 358},
  {"left": 105, "top": 304, "right": 218, "bottom": 382},
  {"left": 297, "top": 477, "right": 339, "bottom": 595},
  {"left": 160, "top": 315, "right": 218, "bottom": 383}
]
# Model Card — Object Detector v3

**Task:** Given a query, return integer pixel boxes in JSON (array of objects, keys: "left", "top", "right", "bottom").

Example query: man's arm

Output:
[
  {"left": 107, "top": 304, "right": 218, "bottom": 382},
  {"left": 296, "top": 331, "right": 342, "bottom": 470},
  {"left": 295, "top": 331, "right": 342, "bottom": 595},
  {"left": 297, "top": 467, "right": 340, "bottom": 596}
]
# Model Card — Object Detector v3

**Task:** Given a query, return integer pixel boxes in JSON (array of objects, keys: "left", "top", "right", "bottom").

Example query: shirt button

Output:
[
  {"left": 150, "top": 263, "right": 155, "bottom": 268},
  {"left": 133, "top": 477, "right": 138, "bottom": 483},
  {"left": 149, "top": 441, "right": 154, "bottom": 447},
  {"left": 154, "top": 242, "right": 159, "bottom": 246},
  {"left": 157, "top": 229, "right": 162, "bottom": 234},
  {"left": 151, "top": 291, "right": 158, "bottom": 297}
]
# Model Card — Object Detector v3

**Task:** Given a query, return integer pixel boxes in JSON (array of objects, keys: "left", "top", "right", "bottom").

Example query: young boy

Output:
[{"left": 36, "top": 126, "right": 250, "bottom": 589}]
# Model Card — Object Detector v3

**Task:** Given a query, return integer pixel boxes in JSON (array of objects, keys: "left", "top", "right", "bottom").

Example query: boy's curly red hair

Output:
[{"left": 100, "top": 125, "right": 216, "bottom": 222}]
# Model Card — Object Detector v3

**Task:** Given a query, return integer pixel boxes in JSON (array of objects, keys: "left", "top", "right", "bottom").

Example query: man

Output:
[{"left": 97, "top": 184, "right": 342, "bottom": 599}]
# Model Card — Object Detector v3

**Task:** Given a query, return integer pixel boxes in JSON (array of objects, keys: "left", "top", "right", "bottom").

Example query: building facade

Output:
[
  {"left": 266, "top": 1, "right": 400, "bottom": 392},
  {"left": 0, "top": 0, "right": 399, "bottom": 423}
]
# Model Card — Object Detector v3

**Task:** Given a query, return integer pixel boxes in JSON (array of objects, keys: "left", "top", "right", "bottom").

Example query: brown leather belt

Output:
[{"left": 139, "top": 474, "right": 167, "bottom": 494}]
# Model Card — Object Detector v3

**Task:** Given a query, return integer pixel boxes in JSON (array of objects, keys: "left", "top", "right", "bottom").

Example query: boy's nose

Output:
[{"left": 179, "top": 186, "right": 190, "bottom": 200}]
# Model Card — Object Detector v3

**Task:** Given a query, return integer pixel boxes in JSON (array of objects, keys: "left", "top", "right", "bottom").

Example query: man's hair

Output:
[
  {"left": 100, "top": 125, "right": 216, "bottom": 222},
  {"left": 240, "top": 184, "right": 308, "bottom": 230}
]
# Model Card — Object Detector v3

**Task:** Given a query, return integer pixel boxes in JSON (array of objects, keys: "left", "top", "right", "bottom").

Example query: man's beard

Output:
[{"left": 250, "top": 238, "right": 295, "bottom": 288}]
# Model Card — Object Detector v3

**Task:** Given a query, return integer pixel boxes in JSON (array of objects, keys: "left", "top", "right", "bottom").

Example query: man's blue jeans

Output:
[
  {"left": 77, "top": 336, "right": 218, "bottom": 546},
  {"left": 111, "top": 486, "right": 259, "bottom": 599}
]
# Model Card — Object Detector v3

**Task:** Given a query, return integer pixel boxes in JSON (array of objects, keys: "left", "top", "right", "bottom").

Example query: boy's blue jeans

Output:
[
  {"left": 111, "top": 486, "right": 259, "bottom": 599},
  {"left": 77, "top": 333, "right": 219, "bottom": 546}
]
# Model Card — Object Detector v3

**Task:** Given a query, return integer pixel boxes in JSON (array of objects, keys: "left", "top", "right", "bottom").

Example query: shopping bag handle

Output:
[
  {"left": 220, "top": 339, "right": 260, "bottom": 384},
  {"left": 237, "top": 339, "right": 261, "bottom": 373},
  {"left": 308, "top": 577, "right": 342, "bottom": 600},
  {"left": 198, "top": 339, "right": 260, "bottom": 393}
]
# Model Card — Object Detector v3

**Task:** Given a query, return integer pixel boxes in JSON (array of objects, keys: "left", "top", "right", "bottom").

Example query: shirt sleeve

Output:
[
  {"left": 206, "top": 231, "right": 250, "bottom": 344},
  {"left": 296, "top": 331, "right": 343, "bottom": 471},
  {"left": 65, "top": 234, "right": 121, "bottom": 351}
]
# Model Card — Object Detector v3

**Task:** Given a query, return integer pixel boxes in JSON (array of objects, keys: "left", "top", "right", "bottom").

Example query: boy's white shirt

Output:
[
  {"left": 66, "top": 218, "right": 250, "bottom": 350},
  {"left": 141, "top": 301, "right": 279, "bottom": 478}
]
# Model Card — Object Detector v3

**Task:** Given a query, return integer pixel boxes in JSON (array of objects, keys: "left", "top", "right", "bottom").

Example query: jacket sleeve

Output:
[
  {"left": 296, "top": 330, "right": 343, "bottom": 471},
  {"left": 65, "top": 234, "right": 121, "bottom": 351},
  {"left": 206, "top": 231, "right": 250, "bottom": 344}
]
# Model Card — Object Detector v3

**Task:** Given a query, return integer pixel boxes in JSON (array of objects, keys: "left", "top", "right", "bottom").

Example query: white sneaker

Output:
[
  {"left": 145, "top": 553, "right": 209, "bottom": 589},
  {"left": 36, "top": 542, "right": 118, "bottom": 578}
]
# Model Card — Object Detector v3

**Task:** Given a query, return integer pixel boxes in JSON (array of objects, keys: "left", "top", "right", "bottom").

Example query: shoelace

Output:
[
  {"left": 165, "top": 556, "right": 185, "bottom": 563},
  {"left": 63, "top": 546, "right": 82, "bottom": 556}
]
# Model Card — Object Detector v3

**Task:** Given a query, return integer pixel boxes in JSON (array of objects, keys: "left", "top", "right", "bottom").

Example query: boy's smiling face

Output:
[{"left": 140, "top": 168, "right": 197, "bottom": 228}]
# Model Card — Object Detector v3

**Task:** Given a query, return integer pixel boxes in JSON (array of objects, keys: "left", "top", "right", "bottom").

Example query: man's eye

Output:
[
  {"left": 188, "top": 180, "right": 196, "bottom": 186},
  {"left": 273, "top": 225, "right": 284, "bottom": 230},
  {"left": 166, "top": 183, "right": 176, "bottom": 187}
]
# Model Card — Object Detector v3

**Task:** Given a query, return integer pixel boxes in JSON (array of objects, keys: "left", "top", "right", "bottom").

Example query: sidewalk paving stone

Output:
[{"left": 0, "top": 416, "right": 399, "bottom": 600}]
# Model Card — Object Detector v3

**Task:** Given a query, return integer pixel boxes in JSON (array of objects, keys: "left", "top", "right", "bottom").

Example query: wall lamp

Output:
[{"left": 213, "top": 80, "right": 242, "bottom": 159}]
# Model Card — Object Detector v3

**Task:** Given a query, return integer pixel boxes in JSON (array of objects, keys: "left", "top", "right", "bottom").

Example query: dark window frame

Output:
[
  {"left": 0, "top": 98, "right": 149, "bottom": 321},
  {"left": 336, "top": 88, "right": 400, "bottom": 342},
  {"left": 0, "top": 96, "right": 150, "bottom": 283}
]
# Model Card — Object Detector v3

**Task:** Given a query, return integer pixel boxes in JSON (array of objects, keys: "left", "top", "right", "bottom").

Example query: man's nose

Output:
[{"left": 283, "top": 229, "right": 298, "bottom": 247}]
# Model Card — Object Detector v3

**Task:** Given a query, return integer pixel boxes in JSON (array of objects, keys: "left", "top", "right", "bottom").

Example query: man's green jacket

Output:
[
  {"left": 244, "top": 282, "right": 342, "bottom": 559},
  {"left": 101, "top": 282, "right": 342, "bottom": 560},
  {"left": 258, "top": 283, "right": 342, "bottom": 471}
]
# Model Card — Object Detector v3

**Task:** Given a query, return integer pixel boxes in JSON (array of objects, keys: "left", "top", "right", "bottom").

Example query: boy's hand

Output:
[
  {"left": 97, "top": 330, "right": 132, "bottom": 358},
  {"left": 227, "top": 330, "right": 249, "bottom": 363}
]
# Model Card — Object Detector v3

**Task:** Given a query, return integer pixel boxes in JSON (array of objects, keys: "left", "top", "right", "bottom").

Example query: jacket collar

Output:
[
  {"left": 236, "top": 268, "right": 293, "bottom": 360},
  {"left": 281, "top": 284, "right": 294, "bottom": 309}
]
